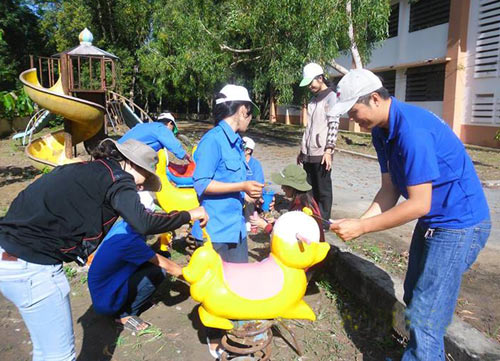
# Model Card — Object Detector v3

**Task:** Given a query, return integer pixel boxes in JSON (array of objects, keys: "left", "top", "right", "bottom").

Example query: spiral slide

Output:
[{"left": 19, "top": 68, "right": 105, "bottom": 170}]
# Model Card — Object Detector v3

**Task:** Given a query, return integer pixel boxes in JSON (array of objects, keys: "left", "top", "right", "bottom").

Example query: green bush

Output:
[{"left": 0, "top": 88, "right": 34, "bottom": 120}]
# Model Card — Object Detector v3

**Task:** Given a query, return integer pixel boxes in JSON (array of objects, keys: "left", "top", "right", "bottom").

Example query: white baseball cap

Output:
[
  {"left": 328, "top": 69, "right": 383, "bottom": 117},
  {"left": 216, "top": 84, "right": 257, "bottom": 108},
  {"left": 242, "top": 136, "right": 255, "bottom": 150},
  {"left": 157, "top": 112, "right": 178, "bottom": 134},
  {"left": 300, "top": 63, "right": 324, "bottom": 87}
]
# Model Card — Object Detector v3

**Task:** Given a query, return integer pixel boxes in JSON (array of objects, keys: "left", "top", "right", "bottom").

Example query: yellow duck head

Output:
[{"left": 271, "top": 211, "right": 330, "bottom": 269}]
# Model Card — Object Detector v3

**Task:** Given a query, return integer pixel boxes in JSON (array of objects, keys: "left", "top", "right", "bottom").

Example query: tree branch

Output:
[
  {"left": 230, "top": 56, "right": 261, "bottom": 68},
  {"left": 329, "top": 59, "right": 349, "bottom": 75},
  {"left": 346, "top": 0, "right": 363, "bottom": 69},
  {"left": 199, "top": 20, "right": 263, "bottom": 54}
]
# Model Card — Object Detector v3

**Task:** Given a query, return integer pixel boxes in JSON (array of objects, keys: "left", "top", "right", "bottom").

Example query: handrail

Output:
[{"left": 106, "top": 90, "right": 153, "bottom": 123}]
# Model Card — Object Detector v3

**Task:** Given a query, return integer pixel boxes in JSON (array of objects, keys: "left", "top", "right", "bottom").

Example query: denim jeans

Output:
[
  {"left": 117, "top": 262, "right": 166, "bottom": 319},
  {"left": 402, "top": 219, "right": 491, "bottom": 361},
  {"left": 0, "top": 246, "right": 75, "bottom": 361}
]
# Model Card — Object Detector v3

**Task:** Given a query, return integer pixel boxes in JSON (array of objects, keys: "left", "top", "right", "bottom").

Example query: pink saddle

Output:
[{"left": 222, "top": 256, "right": 284, "bottom": 300}]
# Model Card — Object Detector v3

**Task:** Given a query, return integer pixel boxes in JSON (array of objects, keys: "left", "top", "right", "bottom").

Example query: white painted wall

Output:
[{"left": 463, "top": 0, "right": 500, "bottom": 126}]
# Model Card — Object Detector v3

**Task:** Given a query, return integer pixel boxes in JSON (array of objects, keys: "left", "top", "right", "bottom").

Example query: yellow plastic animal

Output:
[
  {"left": 155, "top": 149, "right": 199, "bottom": 212},
  {"left": 182, "top": 211, "right": 330, "bottom": 330}
]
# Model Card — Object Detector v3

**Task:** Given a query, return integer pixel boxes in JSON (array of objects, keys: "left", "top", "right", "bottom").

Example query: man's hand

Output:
[
  {"left": 330, "top": 218, "right": 365, "bottom": 241},
  {"left": 321, "top": 151, "right": 333, "bottom": 171},
  {"left": 242, "top": 181, "right": 264, "bottom": 198},
  {"left": 297, "top": 152, "right": 303, "bottom": 165},
  {"left": 188, "top": 206, "right": 209, "bottom": 227}
]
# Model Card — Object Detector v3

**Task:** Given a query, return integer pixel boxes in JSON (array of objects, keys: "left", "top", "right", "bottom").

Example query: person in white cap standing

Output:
[
  {"left": 298, "top": 62, "right": 340, "bottom": 230},
  {"left": 328, "top": 68, "right": 490, "bottom": 360},
  {"left": 192, "top": 84, "right": 264, "bottom": 358}
]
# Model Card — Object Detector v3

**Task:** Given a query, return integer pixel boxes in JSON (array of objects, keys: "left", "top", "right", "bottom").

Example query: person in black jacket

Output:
[{"left": 0, "top": 138, "right": 208, "bottom": 361}]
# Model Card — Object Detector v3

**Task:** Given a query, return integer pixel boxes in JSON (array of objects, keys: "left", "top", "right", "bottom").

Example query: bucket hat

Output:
[
  {"left": 328, "top": 69, "right": 383, "bottom": 117},
  {"left": 103, "top": 138, "right": 162, "bottom": 192},
  {"left": 271, "top": 164, "right": 311, "bottom": 192}
]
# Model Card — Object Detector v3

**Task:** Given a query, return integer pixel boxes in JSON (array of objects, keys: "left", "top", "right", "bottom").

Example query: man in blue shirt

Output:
[
  {"left": 119, "top": 112, "right": 191, "bottom": 210},
  {"left": 119, "top": 112, "right": 190, "bottom": 162},
  {"left": 329, "top": 69, "right": 490, "bottom": 360}
]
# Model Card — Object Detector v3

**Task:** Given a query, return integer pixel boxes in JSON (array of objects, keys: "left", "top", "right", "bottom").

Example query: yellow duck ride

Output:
[
  {"left": 155, "top": 148, "right": 199, "bottom": 213},
  {"left": 182, "top": 210, "right": 330, "bottom": 330}
]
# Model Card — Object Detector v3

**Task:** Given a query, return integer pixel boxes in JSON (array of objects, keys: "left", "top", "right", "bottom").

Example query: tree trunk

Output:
[
  {"left": 129, "top": 63, "right": 139, "bottom": 102},
  {"left": 347, "top": 0, "right": 363, "bottom": 69}
]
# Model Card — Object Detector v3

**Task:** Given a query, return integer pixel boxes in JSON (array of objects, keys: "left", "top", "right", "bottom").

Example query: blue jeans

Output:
[
  {"left": 402, "top": 219, "right": 491, "bottom": 361},
  {"left": 196, "top": 236, "right": 248, "bottom": 263},
  {"left": 0, "top": 246, "right": 75, "bottom": 361},
  {"left": 117, "top": 262, "right": 166, "bottom": 319}
]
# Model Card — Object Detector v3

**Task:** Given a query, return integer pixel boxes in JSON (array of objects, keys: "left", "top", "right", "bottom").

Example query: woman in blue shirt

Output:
[{"left": 193, "top": 84, "right": 264, "bottom": 264}]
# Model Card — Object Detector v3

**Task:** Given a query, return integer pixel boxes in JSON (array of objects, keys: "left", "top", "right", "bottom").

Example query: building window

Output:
[
  {"left": 471, "top": 93, "right": 499, "bottom": 124},
  {"left": 474, "top": 0, "right": 500, "bottom": 78},
  {"left": 409, "top": 0, "right": 450, "bottom": 33},
  {"left": 376, "top": 70, "right": 396, "bottom": 96},
  {"left": 405, "top": 64, "right": 446, "bottom": 101},
  {"left": 388, "top": 3, "right": 399, "bottom": 38}
]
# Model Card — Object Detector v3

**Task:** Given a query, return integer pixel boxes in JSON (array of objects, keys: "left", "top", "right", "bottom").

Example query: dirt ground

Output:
[{"left": 0, "top": 120, "right": 498, "bottom": 361}]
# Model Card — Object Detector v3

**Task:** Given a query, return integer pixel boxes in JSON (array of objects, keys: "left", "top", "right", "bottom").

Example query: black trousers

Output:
[{"left": 303, "top": 162, "right": 333, "bottom": 228}]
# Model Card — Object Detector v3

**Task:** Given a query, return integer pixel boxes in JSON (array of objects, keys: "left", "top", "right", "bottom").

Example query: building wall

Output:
[{"left": 461, "top": 0, "right": 500, "bottom": 147}]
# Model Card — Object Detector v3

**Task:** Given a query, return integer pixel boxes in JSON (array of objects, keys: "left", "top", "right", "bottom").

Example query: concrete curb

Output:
[
  {"left": 337, "top": 148, "right": 378, "bottom": 160},
  {"left": 324, "top": 233, "right": 500, "bottom": 360}
]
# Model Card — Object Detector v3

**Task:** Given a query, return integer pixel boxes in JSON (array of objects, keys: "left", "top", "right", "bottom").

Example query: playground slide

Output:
[
  {"left": 120, "top": 101, "right": 143, "bottom": 129},
  {"left": 19, "top": 68, "right": 105, "bottom": 170}
]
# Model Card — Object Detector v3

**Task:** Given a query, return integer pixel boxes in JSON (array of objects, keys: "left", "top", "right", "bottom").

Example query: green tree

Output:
[
  {"left": 146, "top": 0, "right": 390, "bottom": 113},
  {"left": 0, "top": 0, "right": 54, "bottom": 91}
]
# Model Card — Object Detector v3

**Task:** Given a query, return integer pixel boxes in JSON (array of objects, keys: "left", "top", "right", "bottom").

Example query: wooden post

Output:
[
  {"left": 300, "top": 103, "right": 308, "bottom": 127},
  {"left": 270, "top": 93, "right": 277, "bottom": 123},
  {"left": 285, "top": 108, "right": 291, "bottom": 125}
]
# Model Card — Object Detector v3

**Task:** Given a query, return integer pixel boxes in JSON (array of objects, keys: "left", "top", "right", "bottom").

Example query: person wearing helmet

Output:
[{"left": 298, "top": 62, "right": 340, "bottom": 231}]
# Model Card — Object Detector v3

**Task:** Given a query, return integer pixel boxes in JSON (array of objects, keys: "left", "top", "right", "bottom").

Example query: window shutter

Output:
[
  {"left": 405, "top": 64, "right": 446, "bottom": 101},
  {"left": 470, "top": 93, "right": 500, "bottom": 124},
  {"left": 409, "top": 0, "right": 450, "bottom": 33},
  {"left": 474, "top": 0, "right": 500, "bottom": 78}
]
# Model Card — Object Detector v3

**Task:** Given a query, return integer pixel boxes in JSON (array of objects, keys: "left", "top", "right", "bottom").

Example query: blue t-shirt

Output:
[
  {"left": 119, "top": 122, "right": 186, "bottom": 159},
  {"left": 88, "top": 220, "right": 155, "bottom": 315},
  {"left": 372, "top": 97, "right": 489, "bottom": 228},
  {"left": 192, "top": 120, "right": 247, "bottom": 243},
  {"left": 246, "top": 156, "right": 265, "bottom": 183}
]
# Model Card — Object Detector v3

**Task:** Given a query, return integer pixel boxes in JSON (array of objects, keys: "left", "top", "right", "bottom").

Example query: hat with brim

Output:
[
  {"left": 216, "top": 84, "right": 258, "bottom": 110},
  {"left": 104, "top": 138, "right": 162, "bottom": 192},
  {"left": 157, "top": 112, "right": 179, "bottom": 135},
  {"left": 271, "top": 164, "right": 311, "bottom": 192},
  {"left": 328, "top": 68, "right": 383, "bottom": 118},
  {"left": 300, "top": 62, "right": 324, "bottom": 87}
]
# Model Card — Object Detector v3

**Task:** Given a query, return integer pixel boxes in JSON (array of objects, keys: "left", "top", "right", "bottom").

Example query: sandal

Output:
[
  {"left": 116, "top": 316, "right": 151, "bottom": 333},
  {"left": 206, "top": 336, "right": 224, "bottom": 359}
]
